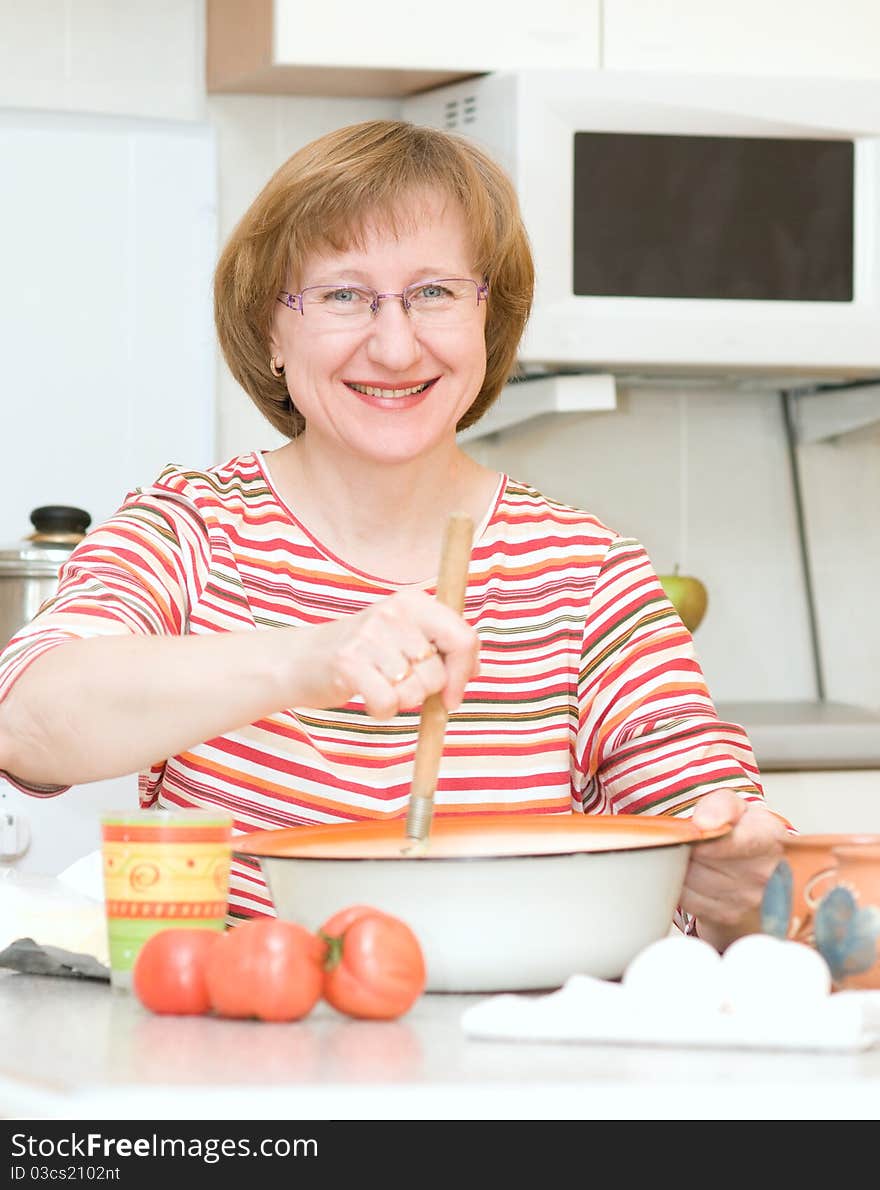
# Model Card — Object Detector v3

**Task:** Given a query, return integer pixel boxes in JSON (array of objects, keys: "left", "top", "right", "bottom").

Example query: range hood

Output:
[{"left": 462, "top": 371, "right": 880, "bottom": 444}]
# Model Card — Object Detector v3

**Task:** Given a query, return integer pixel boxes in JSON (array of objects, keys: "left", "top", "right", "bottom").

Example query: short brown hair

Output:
[{"left": 214, "top": 119, "right": 534, "bottom": 438}]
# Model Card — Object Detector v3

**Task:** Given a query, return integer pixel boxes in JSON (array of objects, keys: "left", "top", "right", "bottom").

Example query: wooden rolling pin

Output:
[{"left": 403, "top": 514, "right": 474, "bottom": 852}]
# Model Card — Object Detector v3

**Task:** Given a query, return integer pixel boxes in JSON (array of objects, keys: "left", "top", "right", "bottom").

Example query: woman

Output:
[{"left": 0, "top": 120, "right": 785, "bottom": 949}]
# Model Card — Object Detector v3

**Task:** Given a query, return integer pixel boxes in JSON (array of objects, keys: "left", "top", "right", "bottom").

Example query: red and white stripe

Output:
[{"left": 0, "top": 453, "right": 765, "bottom": 921}]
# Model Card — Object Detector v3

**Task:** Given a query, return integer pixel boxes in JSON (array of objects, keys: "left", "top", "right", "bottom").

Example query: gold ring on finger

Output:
[
  {"left": 390, "top": 664, "right": 412, "bottom": 685},
  {"left": 411, "top": 643, "right": 440, "bottom": 665}
]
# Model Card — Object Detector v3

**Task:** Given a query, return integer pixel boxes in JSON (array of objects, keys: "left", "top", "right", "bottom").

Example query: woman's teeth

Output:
[{"left": 348, "top": 382, "right": 431, "bottom": 399}]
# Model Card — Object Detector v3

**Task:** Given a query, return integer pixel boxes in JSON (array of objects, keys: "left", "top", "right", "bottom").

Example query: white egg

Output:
[
  {"left": 622, "top": 935, "right": 725, "bottom": 1012},
  {"left": 721, "top": 934, "right": 832, "bottom": 1016}
]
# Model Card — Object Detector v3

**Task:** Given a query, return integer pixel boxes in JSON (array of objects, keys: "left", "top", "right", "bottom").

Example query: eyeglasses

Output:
[{"left": 276, "top": 277, "right": 488, "bottom": 328}]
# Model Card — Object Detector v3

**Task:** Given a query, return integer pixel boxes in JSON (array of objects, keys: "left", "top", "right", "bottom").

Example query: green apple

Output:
[{"left": 658, "top": 567, "right": 708, "bottom": 632}]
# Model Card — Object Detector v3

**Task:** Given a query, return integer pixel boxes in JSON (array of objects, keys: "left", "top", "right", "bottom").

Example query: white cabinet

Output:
[
  {"left": 207, "top": 0, "right": 600, "bottom": 97},
  {"left": 207, "top": 0, "right": 880, "bottom": 98},
  {"left": 603, "top": 0, "right": 880, "bottom": 79},
  {"left": 0, "top": 110, "right": 217, "bottom": 546}
]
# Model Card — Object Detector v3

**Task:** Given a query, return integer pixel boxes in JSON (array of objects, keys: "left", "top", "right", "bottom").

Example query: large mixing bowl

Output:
[{"left": 234, "top": 813, "right": 727, "bottom": 993}]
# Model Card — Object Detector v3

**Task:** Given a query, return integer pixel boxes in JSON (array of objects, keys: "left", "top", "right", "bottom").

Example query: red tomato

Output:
[
  {"left": 132, "top": 928, "right": 221, "bottom": 1016},
  {"left": 205, "top": 918, "right": 324, "bottom": 1022},
  {"left": 319, "top": 905, "right": 426, "bottom": 1020}
]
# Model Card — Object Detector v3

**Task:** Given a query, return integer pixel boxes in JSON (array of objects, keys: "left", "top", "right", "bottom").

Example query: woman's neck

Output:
[{"left": 264, "top": 435, "right": 500, "bottom": 584}]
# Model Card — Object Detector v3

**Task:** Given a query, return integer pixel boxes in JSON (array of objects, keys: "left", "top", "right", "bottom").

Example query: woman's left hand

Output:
[{"left": 681, "top": 788, "right": 788, "bottom": 951}]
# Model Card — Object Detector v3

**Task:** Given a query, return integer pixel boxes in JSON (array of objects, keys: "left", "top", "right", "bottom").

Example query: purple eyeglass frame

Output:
[{"left": 276, "top": 277, "right": 489, "bottom": 316}]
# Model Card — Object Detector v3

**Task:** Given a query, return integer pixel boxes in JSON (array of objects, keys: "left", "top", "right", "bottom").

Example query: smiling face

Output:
[{"left": 269, "top": 192, "right": 488, "bottom": 467}]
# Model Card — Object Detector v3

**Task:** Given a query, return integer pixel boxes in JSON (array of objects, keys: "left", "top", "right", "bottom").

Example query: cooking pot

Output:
[
  {"left": 0, "top": 506, "right": 91, "bottom": 648},
  {"left": 235, "top": 812, "right": 728, "bottom": 993}
]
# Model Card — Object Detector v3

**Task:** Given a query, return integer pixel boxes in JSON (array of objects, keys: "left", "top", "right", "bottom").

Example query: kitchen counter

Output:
[
  {"left": 716, "top": 700, "right": 880, "bottom": 770},
  {"left": 1, "top": 971, "right": 879, "bottom": 1120}
]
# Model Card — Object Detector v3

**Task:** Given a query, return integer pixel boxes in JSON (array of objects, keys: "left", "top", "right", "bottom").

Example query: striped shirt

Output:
[{"left": 0, "top": 452, "right": 764, "bottom": 919}]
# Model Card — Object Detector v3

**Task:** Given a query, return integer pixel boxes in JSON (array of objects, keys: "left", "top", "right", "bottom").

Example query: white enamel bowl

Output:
[{"left": 234, "top": 813, "right": 727, "bottom": 993}]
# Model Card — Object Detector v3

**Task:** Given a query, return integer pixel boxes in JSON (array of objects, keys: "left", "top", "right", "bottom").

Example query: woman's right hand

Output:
[
  {"left": 297, "top": 590, "right": 481, "bottom": 718},
  {"left": 0, "top": 591, "right": 479, "bottom": 787}
]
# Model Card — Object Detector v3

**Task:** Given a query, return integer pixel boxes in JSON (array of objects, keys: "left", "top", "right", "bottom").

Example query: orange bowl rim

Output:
[{"left": 233, "top": 812, "right": 730, "bottom": 863}]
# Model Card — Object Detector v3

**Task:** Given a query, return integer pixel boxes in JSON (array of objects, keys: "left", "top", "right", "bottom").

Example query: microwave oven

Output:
[{"left": 402, "top": 71, "right": 880, "bottom": 382}]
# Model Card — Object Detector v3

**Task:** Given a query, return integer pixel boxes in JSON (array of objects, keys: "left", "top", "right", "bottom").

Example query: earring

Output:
[{"left": 270, "top": 356, "right": 285, "bottom": 378}]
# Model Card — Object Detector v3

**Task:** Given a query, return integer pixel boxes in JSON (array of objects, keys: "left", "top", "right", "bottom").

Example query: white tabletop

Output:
[{"left": 1, "top": 971, "right": 879, "bottom": 1120}]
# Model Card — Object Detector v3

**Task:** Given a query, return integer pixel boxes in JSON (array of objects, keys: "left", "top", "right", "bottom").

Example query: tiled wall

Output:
[
  {"left": 0, "top": 0, "right": 206, "bottom": 120},
  {"left": 799, "top": 426, "right": 880, "bottom": 708},
  {"left": 0, "top": 109, "right": 217, "bottom": 542},
  {"left": 471, "top": 391, "right": 880, "bottom": 709},
  {"left": 467, "top": 385, "right": 820, "bottom": 703}
]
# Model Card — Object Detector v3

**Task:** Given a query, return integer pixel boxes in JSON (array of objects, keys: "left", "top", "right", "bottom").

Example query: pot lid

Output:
[{"left": 0, "top": 506, "right": 91, "bottom": 576}]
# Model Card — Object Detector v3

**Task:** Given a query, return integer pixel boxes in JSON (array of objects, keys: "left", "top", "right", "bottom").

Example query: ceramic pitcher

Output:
[
  {"left": 814, "top": 843, "right": 880, "bottom": 991},
  {"left": 760, "top": 833, "right": 880, "bottom": 945}
]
